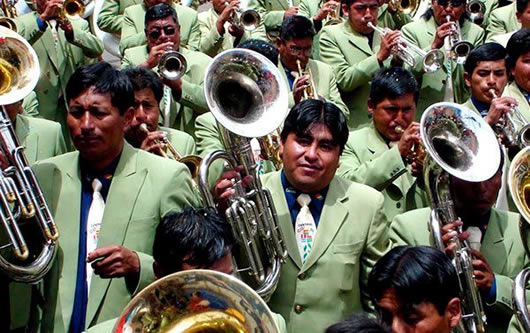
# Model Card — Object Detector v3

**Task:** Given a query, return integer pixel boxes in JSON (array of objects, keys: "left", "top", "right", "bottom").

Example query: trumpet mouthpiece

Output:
[{"left": 139, "top": 123, "right": 149, "bottom": 134}]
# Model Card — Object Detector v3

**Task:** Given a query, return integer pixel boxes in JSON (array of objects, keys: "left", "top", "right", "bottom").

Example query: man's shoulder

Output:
[
  {"left": 393, "top": 207, "right": 431, "bottom": 225},
  {"left": 16, "top": 11, "right": 37, "bottom": 24},
  {"left": 135, "top": 147, "right": 188, "bottom": 176},
  {"left": 123, "top": 45, "right": 148, "bottom": 63},
  {"left": 124, "top": 3, "right": 144, "bottom": 15},
  {"left": 21, "top": 115, "right": 61, "bottom": 132},
  {"left": 174, "top": 3, "right": 198, "bottom": 17},
  {"left": 491, "top": 2, "right": 515, "bottom": 16},
  {"left": 308, "top": 58, "right": 333, "bottom": 72},
  {"left": 198, "top": 9, "right": 212, "bottom": 22},
  {"left": 401, "top": 17, "right": 427, "bottom": 32},
  {"left": 338, "top": 176, "right": 382, "bottom": 200},
  {"left": 161, "top": 126, "right": 194, "bottom": 143},
  {"left": 183, "top": 48, "right": 212, "bottom": 65},
  {"left": 33, "top": 151, "right": 78, "bottom": 171}
]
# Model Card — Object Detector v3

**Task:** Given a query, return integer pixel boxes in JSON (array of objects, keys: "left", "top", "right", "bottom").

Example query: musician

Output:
[
  {"left": 122, "top": 66, "right": 196, "bottom": 157},
  {"left": 488, "top": 0, "right": 530, "bottom": 46},
  {"left": 325, "top": 313, "right": 392, "bottom": 333},
  {"left": 121, "top": 3, "right": 211, "bottom": 136},
  {"left": 14, "top": 0, "right": 103, "bottom": 148},
  {"left": 248, "top": 0, "right": 299, "bottom": 39},
  {"left": 318, "top": 0, "right": 401, "bottom": 129},
  {"left": 368, "top": 246, "right": 462, "bottom": 333},
  {"left": 32, "top": 62, "right": 199, "bottom": 332},
  {"left": 215, "top": 99, "right": 389, "bottom": 333},
  {"left": 198, "top": 0, "right": 267, "bottom": 57},
  {"left": 337, "top": 67, "right": 428, "bottom": 221},
  {"left": 400, "top": 0, "right": 484, "bottom": 116},
  {"left": 486, "top": 1, "right": 520, "bottom": 40},
  {"left": 119, "top": 0, "right": 200, "bottom": 54},
  {"left": 389, "top": 157, "right": 530, "bottom": 332}
]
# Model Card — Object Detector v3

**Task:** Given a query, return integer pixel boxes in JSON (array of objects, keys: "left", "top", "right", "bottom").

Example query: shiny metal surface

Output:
[
  {"left": 466, "top": 0, "right": 485, "bottom": 24},
  {"left": 159, "top": 50, "right": 188, "bottom": 81},
  {"left": 489, "top": 89, "right": 530, "bottom": 150},
  {"left": 445, "top": 15, "right": 473, "bottom": 65}
]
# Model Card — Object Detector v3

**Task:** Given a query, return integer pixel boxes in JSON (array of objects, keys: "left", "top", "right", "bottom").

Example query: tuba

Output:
[
  {"left": 113, "top": 269, "right": 280, "bottom": 332},
  {"left": 199, "top": 48, "right": 288, "bottom": 300},
  {"left": 0, "top": 26, "right": 58, "bottom": 283},
  {"left": 421, "top": 102, "right": 500, "bottom": 333}
]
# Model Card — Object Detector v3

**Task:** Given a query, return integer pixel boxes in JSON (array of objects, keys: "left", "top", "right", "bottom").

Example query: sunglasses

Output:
[
  {"left": 436, "top": 0, "right": 464, "bottom": 7},
  {"left": 147, "top": 26, "right": 177, "bottom": 40}
]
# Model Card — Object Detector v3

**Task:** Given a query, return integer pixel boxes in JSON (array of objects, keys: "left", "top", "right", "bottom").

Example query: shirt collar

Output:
[
  {"left": 471, "top": 96, "right": 490, "bottom": 117},
  {"left": 280, "top": 170, "right": 329, "bottom": 200}
]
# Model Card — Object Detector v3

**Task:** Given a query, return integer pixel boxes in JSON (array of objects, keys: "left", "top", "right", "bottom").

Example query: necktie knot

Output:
[
  {"left": 92, "top": 178, "right": 102, "bottom": 193},
  {"left": 297, "top": 193, "right": 311, "bottom": 207}
]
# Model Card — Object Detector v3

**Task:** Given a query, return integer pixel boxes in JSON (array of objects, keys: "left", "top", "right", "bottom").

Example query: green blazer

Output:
[
  {"left": 121, "top": 47, "right": 211, "bottom": 136},
  {"left": 14, "top": 13, "right": 103, "bottom": 144},
  {"left": 161, "top": 125, "right": 197, "bottom": 156},
  {"left": 461, "top": 98, "right": 481, "bottom": 114},
  {"left": 262, "top": 171, "right": 389, "bottom": 333},
  {"left": 198, "top": 8, "right": 267, "bottom": 57},
  {"left": 486, "top": 2, "right": 520, "bottom": 40},
  {"left": 97, "top": 0, "right": 142, "bottom": 34},
  {"left": 502, "top": 81, "right": 530, "bottom": 122},
  {"left": 401, "top": 16, "right": 484, "bottom": 119},
  {"left": 248, "top": 0, "right": 300, "bottom": 32},
  {"left": 319, "top": 20, "right": 384, "bottom": 129},
  {"left": 507, "top": 315, "right": 524, "bottom": 333},
  {"left": 119, "top": 3, "right": 201, "bottom": 54},
  {"left": 337, "top": 124, "right": 428, "bottom": 221},
  {"left": 22, "top": 91, "right": 39, "bottom": 117},
  {"left": 390, "top": 207, "right": 529, "bottom": 333},
  {"left": 32, "top": 142, "right": 199, "bottom": 332},
  {"left": 488, "top": 31, "right": 513, "bottom": 47}
]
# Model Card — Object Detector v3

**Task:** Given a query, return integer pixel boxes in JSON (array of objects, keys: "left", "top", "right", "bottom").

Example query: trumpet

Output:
[
  {"left": 324, "top": 0, "right": 342, "bottom": 26},
  {"left": 385, "top": 0, "right": 420, "bottom": 16},
  {"left": 489, "top": 89, "right": 530, "bottom": 149},
  {"left": 466, "top": 0, "right": 486, "bottom": 25},
  {"left": 395, "top": 125, "right": 425, "bottom": 165},
  {"left": 367, "top": 22, "right": 444, "bottom": 73},
  {"left": 445, "top": 15, "right": 473, "bottom": 65},
  {"left": 227, "top": 0, "right": 260, "bottom": 31},
  {"left": 139, "top": 124, "right": 201, "bottom": 180},
  {"left": 60, "top": 0, "right": 86, "bottom": 21},
  {"left": 295, "top": 59, "right": 318, "bottom": 101},
  {"left": 159, "top": 49, "right": 187, "bottom": 81}
]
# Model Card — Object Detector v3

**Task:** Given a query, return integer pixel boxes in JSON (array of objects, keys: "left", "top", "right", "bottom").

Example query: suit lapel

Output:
[
  {"left": 344, "top": 21, "right": 380, "bottom": 56},
  {"left": 481, "top": 209, "right": 511, "bottom": 274},
  {"left": 14, "top": 115, "right": 38, "bottom": 163},
  {"left": 40, "top": 22, "right": 61, "bottom": 73}
]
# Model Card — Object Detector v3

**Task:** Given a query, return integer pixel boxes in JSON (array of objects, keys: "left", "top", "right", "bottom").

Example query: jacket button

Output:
[
  {"left": 298, "top": 273, "right": 306, "bottom": 280},
  {"left": 396, "top": 202, "right": 401, "bottom": 208},
  {"left": 294, "top": 304, "right": 304, "bottom": 313}
]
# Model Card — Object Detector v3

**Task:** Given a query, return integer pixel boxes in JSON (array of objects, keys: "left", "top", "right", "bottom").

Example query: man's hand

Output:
[
  {"left": 397, "top": 122, "right": 420, "bottom": 159},
  {"left": 431, "top": 21, "right": 453, "bottom": 50},
  {"left": 313, "top": 0, "right": 339, "bottom": 22},
  {"left": 141, "top": 41, "right": 174, "bottom": 69},
  {"left": 441, "top": 219, "right": 469, "bottom": 254},
  {"left": 58, "top": 19, "right": 74, "bottom": 42},
  {"left": 88, "top": 245, "right": 140, "bottom": 279},
  {"left": 162, "top": 77, "right": 183, "bottom": 101},
  {"left": 283, "top": 6, "right": 298, "bottom": 19},
  {"left": 485, "top": 96, "right": 518, "bottom": 127},
  {"left": 214, "top": 167, "right": 253, "bottom": 213},
  {"left": 39, "top": 0, "right": 63, "bottom": 22},
  {"left": 140, "top": 130, "right": 169, "bottom": 156},
  {"left": 228, "top": 22, "right": 245, "bottom": 39},
  {"left": 217, "top": 0, "right": 239, "bottom": 35},
  {"left": 376, "top": 29, "right": 401, "bottom": 63},
  {"left": 471, "top": 249, "right": 495, "bottom": 295},
  {"left": 292, "top": 75, "right": 310, "bottom": 104}
]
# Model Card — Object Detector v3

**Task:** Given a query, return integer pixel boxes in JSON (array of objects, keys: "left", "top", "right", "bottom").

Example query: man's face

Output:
[
  {"left": 432, "top": 0, "right": 465, "bottom": 25},
  {"left": 343, "top": 0, "right": 378, "bottom": 35},
  {"left": 517, "top": 1, "right": 530, "bottom": 28},
  {"left": 464, "top": 60, "right": 508, "bottom": 104},
  {"left": 67, "top": 87, "right": 132, "bottom": 163},
  {"left": 377, "top": 289, "right": 461, "bottom": 333},
  {"left": 451, "top": 169, "right": 502, "bottom": 218},
  {"left": 278, "top": 37, "right": 313, "bottom": 71},
  {"left": 512, "top": 51, "right": 530, "bottom": 93},
  {"left": 369, "top": 94, "right": 416, "bottom": 142},
  {"left": 280, "top": 123, "right": 341, "bottom": 193},
  {"left": 212, "top": 0, "right": 227, "bottom": 13},
  {"left": 144, "top": 0, "right": 172, "bottom": 8},
  {"left": 124, "top": 88, "right": 160, "bottom": 148},
  {"left": 146, "top": 17, "right": 181, "bottom": 51}
]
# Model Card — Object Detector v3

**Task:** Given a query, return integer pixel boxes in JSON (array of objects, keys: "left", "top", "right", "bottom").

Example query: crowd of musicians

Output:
[{"left": 0, "top": 0, "right": 530, "bottom": 331}]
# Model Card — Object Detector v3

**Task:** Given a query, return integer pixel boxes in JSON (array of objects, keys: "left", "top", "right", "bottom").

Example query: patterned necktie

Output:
[
  {"left": 162, "top": 85, "right": 171, "bottom": 128},
  {"left": 295, "top": 194, "right": 317, "bottom": 264},
  {"left": 86, "top": 178, "right": 105, "bottom": 291}
]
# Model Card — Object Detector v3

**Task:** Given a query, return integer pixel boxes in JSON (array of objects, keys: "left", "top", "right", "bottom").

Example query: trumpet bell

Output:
[
  {"left": 113, "top": 269, "right": 280, "bottom": 333},
  {"left": 423, "top": 49, "right": 444, "bottom": 73},
  {"left": 240, "top": 9, "right": 260, "bottom": 31},
  {"left": 466, "top": 0, "right": 485, "bottom": 24},
  {"left": 159, "top": 50, "right": 187, "bottom": 81},
  {"left": 63, "top": 0, "right": 85, "bottom": 18},
  {"left": 0, "top": 17, "right": 17, "bottom": 32},
  {"left": 451, "top": 40, "right": 473, "bottom": 65}
]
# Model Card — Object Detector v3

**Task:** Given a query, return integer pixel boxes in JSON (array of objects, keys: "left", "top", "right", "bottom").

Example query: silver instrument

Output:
[
  {"left": 445, "top": 15, "right": 473, "bottom": 65},
  {"left": 159, "top": 49, "right": 187, "bottom": 81},
  {"left": 422, "top": 102, "right": 500, "bottom": 333},
  {"left": 199, "top": 48, "right": 289, "bottom": 300},
  {"left": 367, "top": 21, "right": 444, "bottom": 73},
  {"left": 466, "top": 0, "right": 486, "bottom": 25},
  {"left": 489, "top": 89, "right": 530, "bottom": 149},
  {"left": 0, "top": 26, "right": 58, "bottom": 282},
  {"left": 228, "top": 0, "right": 260, "bottom": 32}
]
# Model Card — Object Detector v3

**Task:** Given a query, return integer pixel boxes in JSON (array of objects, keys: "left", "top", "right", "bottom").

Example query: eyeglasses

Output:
[
  {"left": 147, "top": 26, "right": 177, "bottom": 40},
  {"left": 436, "top": 0, "right": 464, "bottom": 7},
  {"left": 288, "top": 45, "right": 312, "bottom": 56}
]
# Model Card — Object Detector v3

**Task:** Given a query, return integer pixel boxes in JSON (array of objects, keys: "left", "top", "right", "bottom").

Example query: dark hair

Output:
[
  {"left": 463, "top": 42, "right": 507, "bottom": 74},
  {"left": 280, "top": 99, "right": 349, "bottom": 153},
  {"left": 153, "top": 207, "right": 235, "bottom": 273},
  {"left": 341, "top": 0, "right": 363, "bottom": 10},
  {"left": 145, "top": 3, "right": 179, "bottom": 26},
  {"left": 368, "top": 246, "right": 459, "bottom": 316},
  {"left": 279, "top": 15, "right": 316, "bottom": 41},
  {"left": 122, "top": 66, "right": 164, "bottom": 103},
  {"left": 65, "top": 62, "right": 134, "bottom": 115},
  {"left": 421, "top": 0, "right": 468, "bottom": 24},
  {"left": 517, "top": 0, "right": 530, "bottom": 14},
  {"left": 369, "top": 67, "right": 419, "bottom": 106},
  {"left": 325, "top": 313, "right": 392, "bottom": 333},
  {"left": 506, "top": 28, "right": 530, "bottom": 72},
  {"left": 237, "top": 39, "right": 279, "bottom": 66}
]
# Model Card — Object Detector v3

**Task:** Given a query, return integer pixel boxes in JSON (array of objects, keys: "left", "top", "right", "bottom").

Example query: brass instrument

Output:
[
  {"left": 295, "top": 59, "right": 318, "bottom": 101},
  {"left": 1, "top": 0, "right": 17, "bottom": 19},
  {"left": 61, "top": 0, "right": 86, "bottom": 20},
  {"left": 445, "top": 15, "right": 473, "bottom": 65},
  {"left": 394, "top": 125, "right": 425, "bottom": 165},
  {"left": 466, "top": 0, "right": 486, "bottom": 25},
  {"left": 509, "top": 147, "right": 530, "bottom": 332},
  {"left": 0, "top": 17, "right": 16, "bottom": 31},
  {"left": 367, "top": 22, "right": 444, "bottom": 73},
  {"left": 0, "top": 26, "right": 58, "bottom": 282},
  {"left": 386, "top": 0, "right": 420, "bottom": 17},
  {"left": 139, "top": 123, "right": 201, "bottom": 180},
  {"left": 324, "top": 0, "right": 342, "bottom": 26},
  {"left": 489, "top": 89, "right": 530, "bottom": 149},
  {"left": 200, "top": 48, "right": 289, "bottom": 300},
  {"left": 227, "top": 0, "right": 260, "bottom": 32},
  {"left": 114, "top": 269, "right": 280, "bottom": 332},
  {"left": 422, "top": 102, "right": 499, "bottom": 333},
  {"left": 159, "top": 49, "right": 187, "bottom": 81}
]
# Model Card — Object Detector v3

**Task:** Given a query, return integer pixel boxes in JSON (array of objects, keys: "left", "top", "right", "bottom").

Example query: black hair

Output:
[
  {"left": 65, "top": 62, "right": 135, "bottom": 115},
  {"left": 325, "top": 313, "right": 392, "bottom": 333},
  {"left": 279, "top": 15, "right": 316, "bottom": 41},
  {"left": 145, "top": 3, "right": 179, "bottom": 26},
  {"left": 421, "top": 0, "right": 468, "bottom": 24},
  {"left": 369, "top": 67, "right": 419, "bottom": 106},
  {"left": 280, "top": 99, "right": 349, "bottom": 153},
  {"left": 122, "top": 66, "right": 164, "bottom": 103},
  {"left": 153, "top": 207, "right": 235, "bottom": 273},
  {"left": 368, "top": 246, "right": 459, "bottom": 316},
  {"left": 506, "top": 28, "right": 530, "bottom": 72},
  {"left": 341, "top": 0, "right": 362, "bottom": 10},
  {"left": 237, "top": 39, "right": 279, "bottom": 66},
  {"left": 463, "top": 42, "right": 507, "bottom": 74},
  {"left": 517, "top": 0, "right": 530, "bottom": 14}
]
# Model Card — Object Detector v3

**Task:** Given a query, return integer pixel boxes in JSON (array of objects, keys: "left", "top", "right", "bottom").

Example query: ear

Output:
[
  {"left": 279, "top": 140, "right": 284, "bottom": 159},
  {"left": 517, "top": 11, "right": 522, "bottom": 23},
  {"left": 445, "top": 297, "right": 462, "bottom": 330},
  {"left": 153, "top": 261, "right": 164, "bottom": 279},
  {"left": 464, "top": 72, "right": 472, "bottom": 89},
  {"left": 367, "top": 98, "right": 375, "bottom": 116},
  {"left": 341, "top": 3, "right": 350, "bottom": 15},
  {"left": 123, "top": 106, "right": 135, "bottom": 125}
]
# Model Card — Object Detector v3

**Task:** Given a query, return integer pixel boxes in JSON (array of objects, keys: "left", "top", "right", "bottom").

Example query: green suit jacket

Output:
[
  {"left": 97, "top": 0, "right": 142, "bottom": 34},
  {"left": 161, "top": 126, "right": 197, "bottom": 156},
  {"left": 120, "top": 3, "right": 200, "bottom": 54},
  {"left": 502, "top": 81, "right": 530, "bottom": 122},
  {"left": 33, "top": 142, "right": 199, "bottom": 332},
  {"left": 121, "top": 47, "right": 211, "bottom": 136},
  {"left": 486, "top": 2, "right": 520, "bottom": 40},
  {"left": 390, "top": 207, "right": 529, "bottom": 333},
  {"left": 337, "top": 124, "right": 428, "bottom": 221},
  {"left": 488, "top": 31, "right": 514, "bottom": 47},
  {"left": 461, "top": 98, "right": 481, "bottom": 115},
  {"left": 319, "top": 20, "right": 385, "bottom": 129},
  {"left": 262, "top": 171, "right": 389, "bottom": 333},
  {"left": 401, "top": 16, "right": 484, "bottom": 118},
  {"left": 248, "top": 0, "right": 300, "bottom": 33}
]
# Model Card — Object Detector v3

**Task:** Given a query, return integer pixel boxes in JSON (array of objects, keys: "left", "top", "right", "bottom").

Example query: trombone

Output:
[
  {"left": 295, "top": 59, "right": 318, "bottom": 101},
  {"left": 489, "top": 89, "right": 530, "bottom": 149},
  {"left": 367, "top": 22, "right": 444, "bottom": 73}
]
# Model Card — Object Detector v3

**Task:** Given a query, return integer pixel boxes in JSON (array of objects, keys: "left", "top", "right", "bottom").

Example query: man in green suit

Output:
[
  {"left": 14, "top": 0, "right": 103, "bottom": 148},
  {"left": 337, "top": 67, "right": 427, "bottom": 221},
  {"left": 318, "top": 0, "right": 400, "bottom": 129},
  {"left": 248, "top": 0, "right": 299, "bottom": 38},
  {"left": 389, "top": 160, "right": 529, "bottom": 333},
  {"left": 486, "top": 2, "right": 520, "bottom": 40},
  {"left": 120, "top": 0, "right": 200, "bottom": 54},
  {"left": 488, "top": 0, "right": 530, "bottom": 47},
  {"left": 215, "top": 99, "right": 389, "bottom": 333},
  {"left": 121, "top": 4, "right": 211, "bottom": 136},
  {"left": 400, "top": 0, "right": 484, "bottom": 118},
  {"left": 33, "top": 63, "right": 199, "bottom": 333}
]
